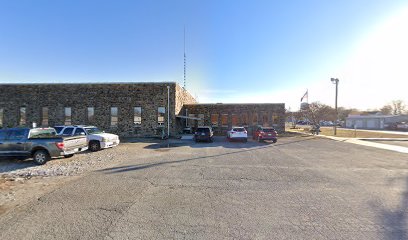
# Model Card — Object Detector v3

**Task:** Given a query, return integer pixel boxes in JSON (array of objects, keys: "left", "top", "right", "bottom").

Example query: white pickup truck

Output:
[{"left": 54, "top": 125, "right": 120, "bottom": 152}]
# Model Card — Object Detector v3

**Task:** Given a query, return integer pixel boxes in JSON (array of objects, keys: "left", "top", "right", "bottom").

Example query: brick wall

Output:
[
  {"left": 182, "top": 103, "right": 285, "bottom": 135},
  {"left": 0, "top": 82, "right": 185, "bottom": 137},
  {"left": 0, "top": 83, "right": 285, "bottom": 137}
]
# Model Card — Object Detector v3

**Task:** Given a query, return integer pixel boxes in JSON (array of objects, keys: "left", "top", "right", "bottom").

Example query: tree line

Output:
[{"left": 287, "top": 100, "right": 407, "bottom": 127}]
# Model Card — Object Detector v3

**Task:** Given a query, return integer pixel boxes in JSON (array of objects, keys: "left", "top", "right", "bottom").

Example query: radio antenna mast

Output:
[{"left": 183, "top": 26, "right": 186, "bottom": 90}]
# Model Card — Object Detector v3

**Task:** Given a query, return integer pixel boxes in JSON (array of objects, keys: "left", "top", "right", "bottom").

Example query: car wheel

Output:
[
  {"left": 257, "top": 136, "right": 262, "bottom": 143},
  {"left": 209, "top": 137, "right": 213, "bottom": 143},
  {"left": 33, "top": 150, "right": 50, "bottom": 165},
  {"left": 89, "top": 141, "right": 101, "bottom": 152},
  {"left": 64, "top": 154, "right": 74, "bottom": 158},
  {"left": 273, "top": 139, "right": 277, "bottom": 143}
]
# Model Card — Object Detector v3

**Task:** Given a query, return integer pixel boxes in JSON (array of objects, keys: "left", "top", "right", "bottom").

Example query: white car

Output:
[
  {"left": 54, "top": 125, "right": 120, "bottom": 152},
  {"left": 227, "top": 127, "right": 248, "bottom": 142}
]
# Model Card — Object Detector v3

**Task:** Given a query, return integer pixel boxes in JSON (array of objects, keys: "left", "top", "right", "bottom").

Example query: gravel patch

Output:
[{"left": 0, "top": 144, "right": 135, "bottom": 179}]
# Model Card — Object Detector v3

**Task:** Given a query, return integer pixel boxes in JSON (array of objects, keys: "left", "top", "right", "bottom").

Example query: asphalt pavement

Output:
[{"left": 1, "top": 136, "right": 408, "bottom": 239}]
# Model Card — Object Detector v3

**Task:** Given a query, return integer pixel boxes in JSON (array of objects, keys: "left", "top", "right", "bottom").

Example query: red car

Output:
[{"left": 253, "top": 127, "right": 278, "bottom": 143}]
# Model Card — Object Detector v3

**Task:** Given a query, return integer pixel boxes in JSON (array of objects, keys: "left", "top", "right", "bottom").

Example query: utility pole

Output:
[{"left": 331, "top": 78, "right": 339, "bottom": 135}]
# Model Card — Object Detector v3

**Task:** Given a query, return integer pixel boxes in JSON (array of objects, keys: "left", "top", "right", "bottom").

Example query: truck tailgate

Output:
[{"left": 63, "top": 136, "right": 88, "bottom": 151}]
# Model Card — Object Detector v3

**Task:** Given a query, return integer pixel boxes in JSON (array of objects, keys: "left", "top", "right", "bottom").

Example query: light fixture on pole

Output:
[
  {"left": 330, "top": 78, "right": 339, "bottom": 135},
  {"left": 167, "top": 85, "right": 170, "bottom": 138}
]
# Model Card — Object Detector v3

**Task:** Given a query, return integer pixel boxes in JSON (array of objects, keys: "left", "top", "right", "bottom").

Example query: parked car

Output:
[
  {"left": 0, "top": 128, "right": 88, "bottom": 165},
  {"left": 54, "top": 125, "right": 120, "bottom": 152},
  {"left": 227, "top": 127, "right": 248, "bottom": 142},
  {"left": 253, "top": 126, "right": 278, "bottom": 143},
  {"left": 194, "top": 126, "right": 213, "bottom": 143}
]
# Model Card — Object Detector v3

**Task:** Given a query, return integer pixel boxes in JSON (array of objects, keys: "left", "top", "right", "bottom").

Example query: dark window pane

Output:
[
  {"left": 8, "top": 129, "right": 26, "bottom": 140},
  {"left": 62, "top": 127, "right": 74, "bottom": 135},
  {"left": 74, "top": 128, "right": 86, "bottom": 136}
]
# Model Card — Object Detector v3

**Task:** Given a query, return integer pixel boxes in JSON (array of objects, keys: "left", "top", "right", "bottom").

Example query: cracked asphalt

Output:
[{"left": 1, "top": 135, "right": 408, "bottom": 239}]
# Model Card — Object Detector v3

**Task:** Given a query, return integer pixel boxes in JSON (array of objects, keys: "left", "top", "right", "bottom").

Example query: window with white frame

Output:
[
  {"left": 111, "top": 107, "right": 118, "bottom": 127},
  {"left": 158, "top": 107, "right": 165, "bottom": 125},
  {"left": 64, "top": 107, "right": 72, "bottom": 125},
  {"left": 42, "top": 107, "right": 49, "bottom": 127},
  {"left": 198, "top": 114, "right": 204, "bottom": 126},
  {"left": 134, "top": 107, "right": 142, "bottom": 125},
  {"left": 20, "top": 107, "right": 26, "bottom": 126},
  {"left": 0, "top": 108, "right": 3, "bottom": 128},
  {"left": 87, "top": 107, "right": 94, "bottom": 123}
]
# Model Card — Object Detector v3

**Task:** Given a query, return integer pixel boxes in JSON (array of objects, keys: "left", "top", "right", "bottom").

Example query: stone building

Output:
[
  {"left": 181, "top": 103, "right": 285, "bottom": 135},
  {"left": 0, "top": 82, "right": 285, "bottom": 137}
]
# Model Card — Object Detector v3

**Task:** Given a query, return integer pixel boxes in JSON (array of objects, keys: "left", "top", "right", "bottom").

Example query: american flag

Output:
[{"left": 301, "top": 90, "right": 308, "bottom": 102}]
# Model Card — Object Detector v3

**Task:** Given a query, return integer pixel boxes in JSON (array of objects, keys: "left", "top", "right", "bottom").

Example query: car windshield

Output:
[
  {"left": 29, "top": 129, "right": 57, "bottom": 138},
  {"left": 85, "top": 127, "right": 103, "bottom": 134},
  {"left": 197, "top": 128, "right": 210, "bottom": 133},
  {"left": 263, "top": 128, "right": 275, "bottom": 132}
]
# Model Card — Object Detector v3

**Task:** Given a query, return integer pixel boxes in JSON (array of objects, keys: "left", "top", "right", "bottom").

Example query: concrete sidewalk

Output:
[{"left": 321, "top": 135, "right": 408, "bottom": 154}]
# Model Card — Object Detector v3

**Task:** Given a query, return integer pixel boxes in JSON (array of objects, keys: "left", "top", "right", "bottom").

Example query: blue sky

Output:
[{"left": 1, "top": 0, "right": 407, "bottom": 110}]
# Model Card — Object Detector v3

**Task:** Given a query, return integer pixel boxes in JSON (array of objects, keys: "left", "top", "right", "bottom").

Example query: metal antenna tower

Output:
[{"left": 183, "top": 26, "right": 186, "bottom": 90}]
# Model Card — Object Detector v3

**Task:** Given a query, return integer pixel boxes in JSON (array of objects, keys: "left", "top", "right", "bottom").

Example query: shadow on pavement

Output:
[
  {"left": 143, "top": 135, "right": 312, "bottom": 150},
  {"left": 100, "top": 136, "right": 316, "bottom": 174}
]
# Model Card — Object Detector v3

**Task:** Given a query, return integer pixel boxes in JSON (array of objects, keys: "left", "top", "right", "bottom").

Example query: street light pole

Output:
[
  {"left": 167, "top": 85, "right": 170, "bottom": 138},
  {"left": 331, "top": 78, "right": 339, "bottom": 135}
]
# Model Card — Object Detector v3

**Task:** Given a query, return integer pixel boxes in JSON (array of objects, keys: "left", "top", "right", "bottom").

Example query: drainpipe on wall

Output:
[{"left": 167, "top": 86, "right": 170, "bottom": 138}]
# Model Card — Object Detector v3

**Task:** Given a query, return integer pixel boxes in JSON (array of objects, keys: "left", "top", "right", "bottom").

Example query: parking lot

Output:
[{"left": 1, "top": 135, "right": 408, "bottom": 239}]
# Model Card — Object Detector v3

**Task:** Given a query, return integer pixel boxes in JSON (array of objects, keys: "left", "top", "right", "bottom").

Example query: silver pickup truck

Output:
[{"left": 0, "top": 128, "right": 88, "bottom": 165}]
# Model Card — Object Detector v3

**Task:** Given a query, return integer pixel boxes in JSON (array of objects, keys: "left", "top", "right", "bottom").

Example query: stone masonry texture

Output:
[
  {"left": 182, "top": 103, "right": 285, "bottom": 135},
  {"left": 0, "top": 83, "right": 284, "bottom": 137}
]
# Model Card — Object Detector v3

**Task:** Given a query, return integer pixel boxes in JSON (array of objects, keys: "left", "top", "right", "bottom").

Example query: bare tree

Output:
[
  {"left": 337, "top": 107, "right": 358, "bottom": 121},
  {"left": 301, "top": 102, "right": 336, "bottom": 125},
  {"left": 380, "top": 104, "right": 392, "bottom": 115},
  {"left": 391, "top": 100, "right": 405, "bottom": 115}
]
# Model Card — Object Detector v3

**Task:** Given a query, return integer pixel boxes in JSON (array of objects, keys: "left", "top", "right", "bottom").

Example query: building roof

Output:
[
  {"left": 0, "top": 81, "right": 177, "bottom": 85},
  {"left": 346, "top": 115, "right": 404, "bottom": 119}
]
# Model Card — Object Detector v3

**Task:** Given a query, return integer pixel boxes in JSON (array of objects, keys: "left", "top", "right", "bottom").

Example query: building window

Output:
[
  {"left": 262, "top": 111, "right": 269, "bottom": 127},
  {"left": 134, "top": 107, "right": 142, "bottom": 125},
  {"left": 42, "top": 107, "right": 49, "bottom": 127},
  {"left": 20, "top": 107, "right": 26, "bottom": 126},
  {"left": 231, "top": 114, "right": 238, "bottom": 126},
  {"left": 198, "top": 114, "right": 204, "bottom": 126},
  {"left": 241, "top": 113, "right": 248, "bottom": 126},
  {"left": 64, "top": 107, "right": 72, "bottom": 125},
  {"left": 252, "top": 112, "right": 258, "bottom": 125},
  {"left": 221, "top": 114, "right": 228, "bottom": 127},
  {"left": 111, "top": 107, "right": 118, "bottom": 127},
  {"left": 211, "top": 114, "right": 219, "bottom": 126},
  {"left": 87, "top": 107, "right": 94, "bottom": 123},
  {"left": 0, "top": 108, "right": 3, "bottom": 128},
  {"left": 158, "top": 107, "right": 165, "bottom": 125},
  {"left": 272, "top": 114, "right": 279, "bottom": 126},
  {"left": 188, "top": 114, "right": 195, "bottom": 127}
]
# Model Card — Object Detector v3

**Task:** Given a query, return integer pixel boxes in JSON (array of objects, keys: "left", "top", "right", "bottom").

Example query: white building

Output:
[{"left": 346, "top": 114, "right": 408, "bottom": 129}]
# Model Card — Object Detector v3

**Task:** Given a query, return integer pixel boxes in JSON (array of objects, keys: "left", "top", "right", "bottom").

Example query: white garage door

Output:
[
  {"left": 355, "top": 120, "right": 363, "bottom": 128},
  {"left": 367, "top": 119, "right": 376, "bottom": 129}
]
